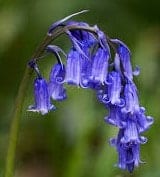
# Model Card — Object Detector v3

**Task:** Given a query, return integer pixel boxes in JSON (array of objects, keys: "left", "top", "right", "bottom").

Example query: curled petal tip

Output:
[{"left": 133, "top": 65, "right": 140, "bottom": 76}]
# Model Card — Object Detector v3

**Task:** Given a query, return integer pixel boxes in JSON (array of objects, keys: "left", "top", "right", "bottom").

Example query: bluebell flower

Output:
[
  {"left": 66, "top": 24, "right": 110, "bottom": 87},
  {"left": 89, "top": 27, "right": 110, "bottom": 85},
  {"left": 28, "top": 77, "right": 55, "bottom": 115},
  {"left": 66, "top": 30, "right": 92, "bottom": 87},
  {"left": 65, "top": 48, "right": 82, "bottom": 86},
  {"left": 121, "top": 119, "right": 141, "bottom": 143},
  {"left": 104, "top": 105, "right": 126, "bottom": 128},
  {"left": 110, "top": 127, "right": 146, "bottom": 173},
  {"left": 107, "top": 71, "right": 123, "bottom": 105},
  {"left": 89, "top": 47, "right": 109, "bottom": 85},
  {"left": 48, "top": 63, "right": 66, "bottom": 101},
  {"left": 65, "top": 22, "right": 98, "bottom": 88},
  {"left": 111, "top": 39, "right": 133, "bottom": 80},
  {"left": 96, "top": 71, "right": 123, "bottom": 105},
  {"left": 122, "top": 81, "right": 140, "bottom": 114},
  {"left": 134, "top": 107, "right": 154, "bottom": 133}
]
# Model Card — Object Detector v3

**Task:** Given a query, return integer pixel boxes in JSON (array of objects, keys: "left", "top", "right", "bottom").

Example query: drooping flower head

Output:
[{"left": 27, "top": 12, "right": 154, "bottom": 173}]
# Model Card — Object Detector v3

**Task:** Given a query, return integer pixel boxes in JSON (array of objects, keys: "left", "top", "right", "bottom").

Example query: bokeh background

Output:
[{"left": 0, "top": 0, "right": 160, "bottom": 177}]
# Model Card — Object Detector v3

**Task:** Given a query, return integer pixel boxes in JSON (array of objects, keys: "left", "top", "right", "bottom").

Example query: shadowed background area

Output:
[{"left": 0, "top": 0, "right": 160, "bottom": 177}]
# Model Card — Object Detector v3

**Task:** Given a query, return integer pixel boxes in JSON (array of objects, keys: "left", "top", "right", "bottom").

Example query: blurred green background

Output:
[{"left": 0, "top": 0, "right": 160, "bottom": 177}]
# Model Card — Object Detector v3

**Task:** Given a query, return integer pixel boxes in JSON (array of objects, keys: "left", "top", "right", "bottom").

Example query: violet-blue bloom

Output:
[
  {"left": 135, "top": 107, "right": 154, "bottom": 133},
  {"left": 28, "top": 78, "right": 55, "bottom": 115},
  {"left": 107, "top": 71, "right": 122, "bottom": 105},
  {"left": 111, "top": 39, "right": 133, "bottom": 80},
  {"left": 65, "top": 22, "right": 97, "bottom": 88},
  {"left": 65, "top": 48, "right": 82, "bottom": 86},
  {"left": 89, "top": 47, "right": 109, "bottom": 85},
  {"left": 110, "top": 128, "right": 143, "bottom": 173},
  {"left": 122, "top": 81, "right": 140, "bottom": 114},
  {"left": 88, "top": 28, "right": 110, "bottom": 85},
  {"left": 104, "top": 105, "right": 126, "bottom": 128},
  {"left": 121, "top": 119, "right": 141, "bottom": 144},
  {"left": 48, "top": 63, "right": 66, "bottom": 101}
]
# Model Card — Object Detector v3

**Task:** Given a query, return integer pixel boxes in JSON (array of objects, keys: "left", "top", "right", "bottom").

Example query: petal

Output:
[
  {"left": 114, "top": 53, "right": 121, "bottom": 74},
  {"left": 133, "top": 65, "right": 140, "bottom": 76}
]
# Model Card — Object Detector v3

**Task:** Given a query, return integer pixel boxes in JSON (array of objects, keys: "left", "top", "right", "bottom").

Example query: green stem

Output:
[
  {"left": 4, "top": 25, "right": 96, "bottom": 177},
  {"left": 4, "top": 68, "right": 32, "bottom": 177}
]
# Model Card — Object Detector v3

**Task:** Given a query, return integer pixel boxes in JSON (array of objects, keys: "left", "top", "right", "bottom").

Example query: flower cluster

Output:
[{"left": 28, "top": 12, "right": 153, "bottom": 172}]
